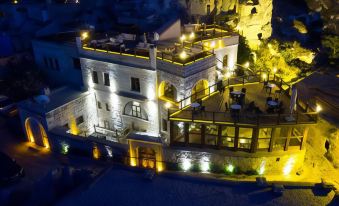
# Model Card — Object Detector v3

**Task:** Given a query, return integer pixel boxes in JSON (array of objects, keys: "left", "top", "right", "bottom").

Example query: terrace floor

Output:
[{"left": 170, "top": 82, "right": 317, "bottom": 126}]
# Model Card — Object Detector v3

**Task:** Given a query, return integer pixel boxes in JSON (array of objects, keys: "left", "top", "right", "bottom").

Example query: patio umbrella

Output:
[{"left": 289, "top": 85, "right": 297, "bottom": 114}]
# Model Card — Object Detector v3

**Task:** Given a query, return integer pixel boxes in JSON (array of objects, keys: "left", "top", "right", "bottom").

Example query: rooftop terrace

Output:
[{"left": 81, "top": 24, "right": 237, "bottom": 66}]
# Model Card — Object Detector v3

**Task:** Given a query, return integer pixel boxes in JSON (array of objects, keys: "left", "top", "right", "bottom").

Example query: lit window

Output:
[
  {"left": 132, "top": 102, "right": 141, "bottom": 118},
  {"left": 123, "top": 101, "right": 148, "bottom": 120}
]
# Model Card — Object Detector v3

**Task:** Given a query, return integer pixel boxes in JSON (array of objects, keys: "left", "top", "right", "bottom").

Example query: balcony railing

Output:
[
  {"left": 168, "top": 108, "right": 318, "bottom": 126},
  {"left": 178, "top": 74, "right": 261, "bottom": 109}
]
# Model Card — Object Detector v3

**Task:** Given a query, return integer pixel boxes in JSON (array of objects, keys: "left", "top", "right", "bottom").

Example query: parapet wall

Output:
[{"left": 163, "top": 147, "right": 305, "bottom": 176}]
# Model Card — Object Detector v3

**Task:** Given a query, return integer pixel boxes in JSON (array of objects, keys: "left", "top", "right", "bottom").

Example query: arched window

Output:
[
  {"left": 159, "top": 81, "right": 177, "bottom": 101},
  {"left": 124, "top": 101, "right": 148, "bottom": 120}
]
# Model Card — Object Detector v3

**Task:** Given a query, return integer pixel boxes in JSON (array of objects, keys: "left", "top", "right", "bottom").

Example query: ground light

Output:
[
  {"left": 179, "top": 51, "right": 187, "bottom": 59},
  {"left": 244, "top": 62, "right": 250, "bottom": 68},
  {"left": 93, "top": 146, "right": 100, "bottom": 159},
  {"left": 226, "top": 164, "right": 234, "bottom": 173},
  {"left": 283, "top": 157, "right": 295, "bottom": 175},
  {"left": 61, "top": 142, "right": 70, "bottom": 155},
  {"left": 262, "top": 73, "right": 267, "bottom": 81},
  {"left": 210, "top": 41, "right": 216, "bottom": 48},
  {"left": 200, "top": 157, "right": 210, "bottom": 173},
  {"left": 189, "top": 32, "right": 195, "bottom": 39},
  {"left": 81, "top": 32, "right": 89, "bottom": 40},
  {"left": 258, "top": 161, "right": 265, "bottom": 175},
  {"left": 273, "top": 67, "right": 277, "bottom": 73},
  {"left": 316, "top": 104, "right": 322, "bottom": 113},
  {"left": 180, "top": 158, "right": 192, "bottom": 171},
  {"left": 180, "top": 35, "right": 186, "bottom": 43}
]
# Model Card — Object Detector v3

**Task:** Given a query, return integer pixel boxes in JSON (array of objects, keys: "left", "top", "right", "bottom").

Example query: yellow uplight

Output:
[
  {"left": 81, "top": 32, "right": 89, "bottom": 40},
  {"left": 179, "top": 51, "right": 187, "bottom": 59},
  {"left": 262, "top": 73, "right": 267, "bottom": 80},
  {"left": 210, "top": 41, "right": 215, "bottom": 48},
  {"left": 130, "top": 158, "right": 137, "bottom": 167},
  {"left": 180, "top": 35, "right": 186, "bottom": 42},
  {"left": 165, "top": 102, "right": 172, "bottom": 109},
  {"left": 226, "top": 164, "right": 234, "bottom": 173},
  {"left": 316, "top": 104, "right": 322, "bottom": 113},
  {"left": 189, "top": 32, "right": 195, "bottom": 39},
  {"left": 93, "top": 146, "right": 100, "bottom": 159},
  {"left": 244, "top": 61, "right": 250, "bottom": 68},
  {"left": 283, "top": 157, "right": 295, "bottom": 176}
]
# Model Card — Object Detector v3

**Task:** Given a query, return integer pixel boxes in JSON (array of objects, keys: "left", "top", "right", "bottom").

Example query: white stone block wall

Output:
[
  {"left": 46, "top": 92, "right": 98, "bottom": 134},
  {"left": 80, "top": 58, "right": 159, "bottom": 136},
  {"left": 163, "top": 147, "right": 306, "bottom": 175}
]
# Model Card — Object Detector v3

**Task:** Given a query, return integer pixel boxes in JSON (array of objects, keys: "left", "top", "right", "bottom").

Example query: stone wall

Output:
[
  {"left": 163, "top": 147, "right": 306, "bottom": 175},
  {"left": 80, "top": 58, "right": 159, "bottom": 136},
  {"left": 179, "top": 0, "right": 272, "bottom": 50},
  {"left": 237, "top": 0, "right": 273, "bottom": 49},
  {"left": 46, "top": 92, "right": 98, "bottom": 134}
]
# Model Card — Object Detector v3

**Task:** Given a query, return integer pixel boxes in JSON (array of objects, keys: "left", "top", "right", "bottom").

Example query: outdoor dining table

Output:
[
  {"left": 267, "top": 100, "right": 278, "bottom": 107},
  {"left": 231, "top": 91, "right": 243, "bottom": 95},
  {"left": 191, "top": 102, "right": 200, "bottom": 110},
  {"left": 230, "top": 104, "right": 241, "bottom": 110}
]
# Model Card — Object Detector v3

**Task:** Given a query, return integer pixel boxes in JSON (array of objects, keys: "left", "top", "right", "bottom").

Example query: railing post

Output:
[
  {"left": 213, "top": 112, "right": 215, "bottom": 123},
  {"left": 277, "top": 113, "right": 280, "bottom": 124}
]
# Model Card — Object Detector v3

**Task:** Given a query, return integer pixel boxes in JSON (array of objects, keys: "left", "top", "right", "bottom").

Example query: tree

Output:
[
  {"left": 322, "top": 35, "right": 339, "bottom": 60},
  {"left": 237, "top": 35, "right": 252, "bottom": 65}
]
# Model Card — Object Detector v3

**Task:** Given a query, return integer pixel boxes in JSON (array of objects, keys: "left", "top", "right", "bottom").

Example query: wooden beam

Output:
[
  {"left": 250, "top": 127, "right": 259, "bottom": 153},
  {"left": 284, "top": 127, "right": 292, "bottom": 151},
  {"left": 184, "top": 123, "right": 189, "bottom": 146},
  {"left": 300, "top": 127, "right": 309, "bottom": 150},
  {"left": 269, "top": 128, "right": 277, "bottom": 152}
]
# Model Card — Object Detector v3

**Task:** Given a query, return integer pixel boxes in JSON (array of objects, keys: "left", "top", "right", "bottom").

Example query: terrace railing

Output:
[
  {"left": 178, "top": 74, "right": 261, "bottom": 109},
  {"left": 170, "top": 71, "right": 318, "bottom": 126},
  {"left": 156, "top": 51, "right": 214, "bottom": 66},
  {"left": 168, "top": 108, "right": 318, "bottom": 126}
]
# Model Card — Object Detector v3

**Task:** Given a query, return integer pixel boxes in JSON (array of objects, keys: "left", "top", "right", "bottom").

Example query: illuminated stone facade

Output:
[{"left": 180, "top": 0, "right": 273, "bottom": 49}]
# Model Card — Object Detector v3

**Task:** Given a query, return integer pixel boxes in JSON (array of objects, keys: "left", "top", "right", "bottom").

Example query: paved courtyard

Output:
[{"left": 58, "top": 167, "right": 337, "bottom": 206}]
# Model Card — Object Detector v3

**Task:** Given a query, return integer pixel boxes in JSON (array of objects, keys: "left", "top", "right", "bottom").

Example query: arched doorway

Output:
[
  {"left": 138, "top": 147, "right": 156, "bottom": 169},
  {"left": 25, "top": 117, "right": 49, "bottom": 148},
  {"left": 191, "top": 79, "right": 209, "bottom": 102},
  {"left": 159, "top": 81, "right": 177, "bottom": 101}
]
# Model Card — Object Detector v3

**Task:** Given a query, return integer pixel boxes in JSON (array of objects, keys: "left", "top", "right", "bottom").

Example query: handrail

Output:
[
  {"left": 178, "top": 73, "right": 260, "bottom": 109},
  {"left": 168, "top": 108, "right": 318, "bottom": 126}
]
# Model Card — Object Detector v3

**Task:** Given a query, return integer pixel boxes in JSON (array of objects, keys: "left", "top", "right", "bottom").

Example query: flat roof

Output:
[
  {"left": 36, "top": 31, "right": 79, "bottom": 45},
  {"left": 127, "top": 132, "right": 162, "bottom": 144},
  {"left": 18, "top": 87, "right": 88, "bottom": 115}
]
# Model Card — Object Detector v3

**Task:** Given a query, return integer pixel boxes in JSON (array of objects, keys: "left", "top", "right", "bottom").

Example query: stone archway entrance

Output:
[
  {"left": 138, "top": 147, "right": 156, "bottom": 169},
  {"left": 191, "top": 79, "right": 209, "bottom": 102},
  {"left": 25, "top": 117, "right": 49, "bottom": 148}
]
